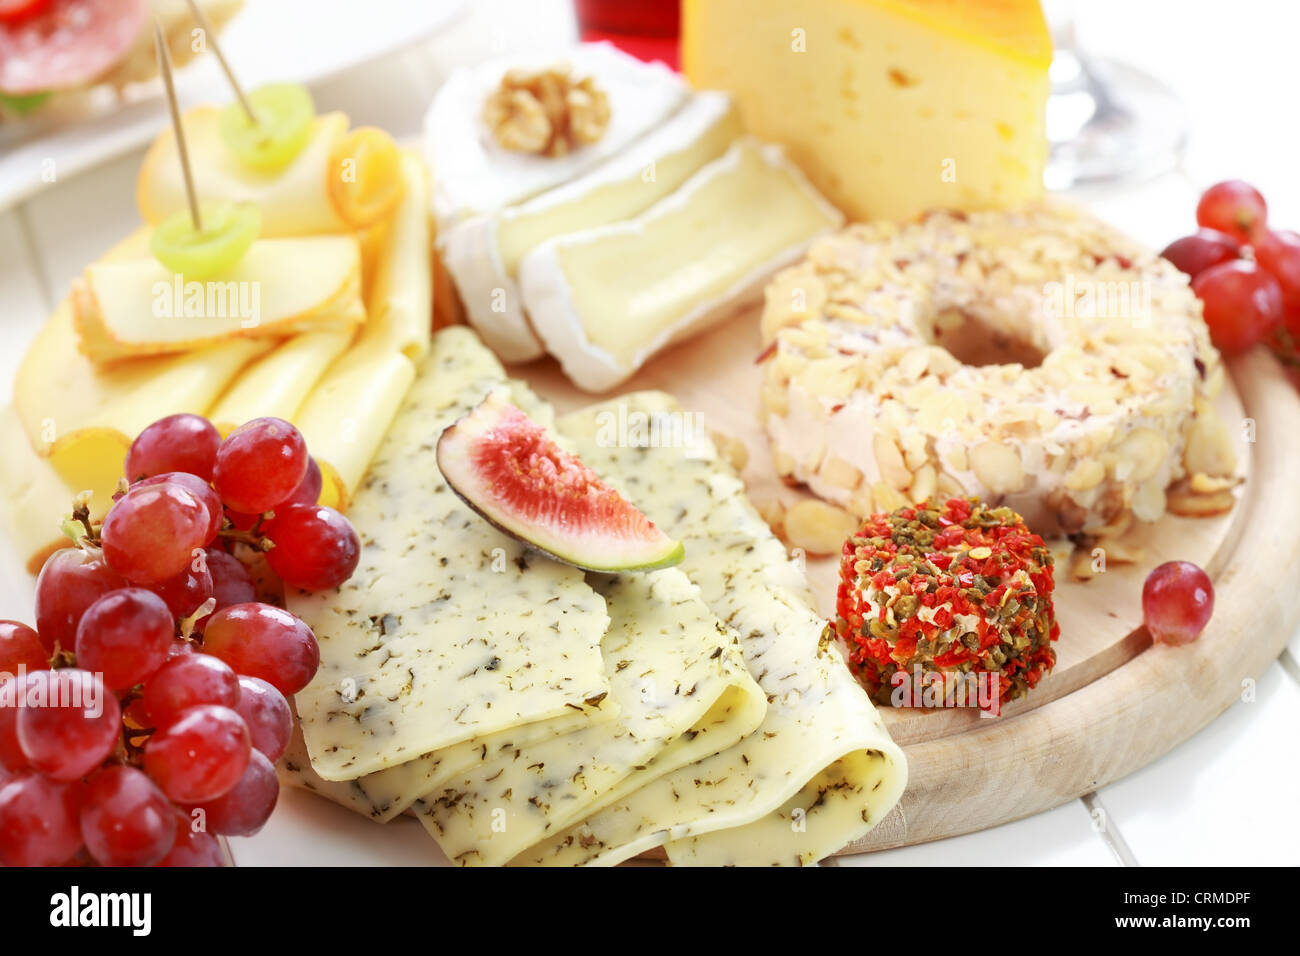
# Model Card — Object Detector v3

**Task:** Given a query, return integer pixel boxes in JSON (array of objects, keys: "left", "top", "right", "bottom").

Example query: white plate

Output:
[{"left": 0, "top": 0, "right": 467, "bottom": 211}]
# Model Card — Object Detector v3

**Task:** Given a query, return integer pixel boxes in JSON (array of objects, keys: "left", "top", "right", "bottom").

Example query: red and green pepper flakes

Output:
[{"left": 833, "top": 497, "right": 1059, "bottom": 713}]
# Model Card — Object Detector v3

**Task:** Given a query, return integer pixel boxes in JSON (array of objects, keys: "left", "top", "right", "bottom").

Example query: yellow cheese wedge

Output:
[
  {"left": 363, "top": 150, "right": 434, "bottom": 361},
  {"left": 137, "top": 110, "right": 352, "bottom": 236},
  {"left": 683, "top": 0, "right": 1051, "bottom": 221},
  {"left": 72, "top": 236, "right": 364, "bottom": 363}
]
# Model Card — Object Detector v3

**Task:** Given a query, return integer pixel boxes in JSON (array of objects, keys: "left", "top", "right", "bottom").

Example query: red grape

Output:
[
  {"left": 284, "top": 456, "right": 323, "bottom": 507},
  {"left": 150, "top": 562, "right": 214, "bottom": 620},
  {"left": 264, "top": 504, "right": 361, "bottom": 591},
  {"left": 134, "top": 472, "right": 223, "bottom": 544},
  {"left": 79, "top": 765, "right": 175, "bottom": 866},
  {"left": 232, "top": 675, "right": 292, "bottom": 762},
  {"left": 1196, "top": 179, "right": 1267, "bottom": 244},
  {"left": 34, "top": 547, "right": 126, "bottom": 654},
  {"left": 142, "top": 652, "right": 240, "bottom": 728},
  {"left": 1255, "top": 229, "right": 1300, "bottom": 322},
  {"left": 0, "top": 621, "right": 47, "bottom": 675},
  {"left": 75, "top": 588, "right": 174, "bottom": 691},
  {"left": 101, "top": 481, "right": 213, "bottom": 585},
  {"left": 156, "top": 813, "right": 224, "bottom": 866},
  {"left": 213, "top": 417, "right": 308, "bottom": 514},
  {"left": 1159, "top": 229, "right": 1240, "bottom": 278},
  {"left": 203, "top": 548, "right": 256, "bottom": 616},
  {"left": 202, "top": 603, "right": 320, "bottom": 695},
  {"left": 0, "top": 772, "right": 83, "bottom": 867},
  {"left": 125, "top": 413, "right": 222, "bottom": 482},
  {"left": 1143, "top": 560, "right": 1214, "bottom": 646},
  {"left": 189, "top": 748, "right": 278, "bottom": 837},
  {"left": 144, "top": 704, "right": 250, "bottom": 803},
  {"left": 1191, "top": 259, "right": 1284, "bottom": 352},
  {"left": 0, "top": 671, "right": 43, "bottom": 770},
  {"left": 16, "top": 669, "right": 121, "bottom": 781}
]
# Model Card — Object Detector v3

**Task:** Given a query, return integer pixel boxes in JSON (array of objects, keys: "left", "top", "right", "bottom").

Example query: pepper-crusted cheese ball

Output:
[
  {"left": 834, "top": 498, "right": 1059, "bottom": 714},
  {"left": 759, "top": 202, "right": 1237, "bottom": 539}
]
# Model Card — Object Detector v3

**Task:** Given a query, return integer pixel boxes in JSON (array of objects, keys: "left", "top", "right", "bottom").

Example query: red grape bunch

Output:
[
  {"left": 1161, "top": 179, "right": 1300, "bottom": 356},
  {"left": 0, "top": 413, "right": 361, "bottom": 867}
]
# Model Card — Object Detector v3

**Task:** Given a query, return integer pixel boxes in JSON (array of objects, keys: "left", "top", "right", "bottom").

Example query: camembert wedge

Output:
[
  {"left": 443, "top": 92, "right": 742, "bottom": 362},
  {"left": 520, "top": 138, "right": 842, "bottom": 392}
]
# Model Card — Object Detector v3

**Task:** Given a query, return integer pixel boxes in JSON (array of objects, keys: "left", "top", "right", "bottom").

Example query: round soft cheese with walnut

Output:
[{"left": 759, "top": 202, "right": 1238, "bottom": 539}]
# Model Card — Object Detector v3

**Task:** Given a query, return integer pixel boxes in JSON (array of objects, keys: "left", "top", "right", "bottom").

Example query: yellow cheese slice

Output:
[
  {"left": 0, "top": 406, "right": 115, "bottom": 574},
  {"left": 682, "top": 0, "right": 1050, "bottom": 222},
  {"left": 14, "top": 300, "right": 273, "bottom": 502},
  {"left": 208, "top": 329, "right": 353, "bottom": 429},
  {"left": 73, "top": 236, "right": 364, "bottom": 364},
  {"left": 521, "top": 138, "right": 842, "bottom": 392},
  {"left": 137, "top": 110, "right": 352, "bottom": 236},
  {"left": 414, "top": 568, "right": 765, "bottom": 867},
  {"left": 289, "top": 327, "right": 609, "bottom": 781},
  {"left": 363, "top": 150, "right": 434, "bottom": 361},
  {"left": 517, "top": 392, "right": 908, "bottom": 866}
]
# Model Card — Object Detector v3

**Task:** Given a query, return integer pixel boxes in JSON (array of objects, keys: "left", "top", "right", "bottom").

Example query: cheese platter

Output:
[{"left": 2, "top": 0, "right": 1300, "bottom": 869}]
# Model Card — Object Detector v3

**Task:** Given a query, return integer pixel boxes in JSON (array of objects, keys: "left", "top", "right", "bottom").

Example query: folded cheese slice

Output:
[
  {"left": 425, "top": 42, "right": 689, "bottom": 229},
  {"left": 290, "top": 326, "right": 610, "bottom": 781},
  {"left": 0, "top": 405, "right": 119, "bottom": 574},
  {"left": 516, "top": 392, "right": 907, "bottom": 866},
  {"left": 521, "top": 138, "right": 843, "bottom": 392},
  {"left": 208, "top": 330, "right": 353, "bottom": 430},
  {"left": 12, "top": 297, "right": 272, "bottom": 537},
  {"left": 72, "top": 236, "right": 364, "bottom": 364},
  {"left": 364, "top": 150, "right": 434, "bottom": 361},
  {"left": 137, "top": 110, "right": 352, "bottom": 236},
  {"left": 443, "top": 92, "right": 742, "bottom": 363},
  {"left": 415, "top": 568, "right": 766, "bottom": 867}
]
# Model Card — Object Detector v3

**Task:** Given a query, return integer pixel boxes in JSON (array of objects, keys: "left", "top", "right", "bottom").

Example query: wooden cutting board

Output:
[{"left": 521, "top": 306, "right": 1300, "bottom": 854}]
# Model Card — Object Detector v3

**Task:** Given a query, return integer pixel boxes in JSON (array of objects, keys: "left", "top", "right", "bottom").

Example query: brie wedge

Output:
[
  {"left": 425, "top": 42, "right": 688, "bottom": 230},
  {"left": 520, "top": 138, "right": 843, "bottom": 392},
  {"left": 443, "top": 92, "right": 742, "bottom": 363}
]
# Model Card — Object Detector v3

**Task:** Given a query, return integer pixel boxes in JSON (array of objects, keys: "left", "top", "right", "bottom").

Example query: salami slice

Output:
[{"left": 0, "top": 0, "right": 147, "bottom": 95}]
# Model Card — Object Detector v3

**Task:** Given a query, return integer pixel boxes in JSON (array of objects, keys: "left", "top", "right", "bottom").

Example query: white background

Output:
[{"left": 1, "top": 0, "right": 1298, "bottom": 866}]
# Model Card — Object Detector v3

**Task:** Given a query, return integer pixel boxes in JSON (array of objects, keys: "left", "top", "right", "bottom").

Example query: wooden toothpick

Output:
[
  {"left": 155, "top": 19, "right": 203, "bottom": 232},
  {"left": 185, "top": 0, "right": 259, "bottom": 126}
]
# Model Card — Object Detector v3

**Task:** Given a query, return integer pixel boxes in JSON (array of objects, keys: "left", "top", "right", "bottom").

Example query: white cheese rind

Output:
[
  {"left": 291, "top": 326, "right": 609, "bottom": 781},
  {"left": 442, "top": 92, "right": 741, "bottom": 364},
  {"left": 414, "top": 568, "right": 766, "bottom": 867},
  {"left": 424, "top": 42, "right": 688, "bottom": 229},
  {"left": 521, "top": 392, "right": 907, "bottom": 866},
  {"left": 519, "top": 138, "right": 844, "bottom": 392}
]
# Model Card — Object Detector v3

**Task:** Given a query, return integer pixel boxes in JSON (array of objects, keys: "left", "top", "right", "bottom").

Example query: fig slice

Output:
[{"left": 436, "top": 392, "right": 684, "bottom": 572}]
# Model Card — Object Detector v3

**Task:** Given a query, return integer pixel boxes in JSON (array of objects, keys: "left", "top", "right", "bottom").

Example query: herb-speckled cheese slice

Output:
[
  {"left": 279, "top": 694, "right": 618, "bottom": 822},
  {"left": 290, "top": 327, "right": 610, "bottom": 781},
  {"left": 414, "top": 568, "right": 766, "bottom": 867},
  {"left": 524, "top": 391, "right": 907, "bottom": 866},
  {"left": 279, "top": 375, "right": 615, "bottom": 820}
]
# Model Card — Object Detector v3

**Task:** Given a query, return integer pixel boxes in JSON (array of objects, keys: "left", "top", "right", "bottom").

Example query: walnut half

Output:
[{"left": 483, "top": 65, "right": 611, "bottom": 157}]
